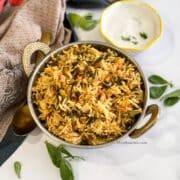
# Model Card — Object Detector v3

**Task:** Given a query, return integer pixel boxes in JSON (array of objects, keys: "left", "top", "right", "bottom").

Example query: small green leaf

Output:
[
  {"left": 131, "top": 36, "right": 136, "bottom": 40},
  {"left": 121, "top": 36, "right": 131, "bottom": 41},
  {"left": 150, "top": 85, "right": 167, "bottom": 99},
  {"left": 79, "top": 17, "right": 98, "bottom": 31},
  {"left": 59, "top": 158, "right": 74, "bottom": 180},
  {"left": 68, "top": 13, "right": 81, "bottom": 27},
  {"left": 139, "top": 32, "right": 148, "bottom": 39},
  {"left": 84, "top": 13, "right": 93, "bottom": 20},
  {"left": 132, "top": 41, "right": 138, "bottom": 45},
  {"left": 148, "top": 75, "right": 168, "bottom": 85},
  {"left": 68, "top": 12, "right": 98, "bottom": 31},
  {"left": 45, "top": 141, "right": 61, "bottom": 167},
  {"left": 164, "top": 97, "right": 180, "bottom": 106},
  {"left": 14, "top": 161, "right": 21, "bottom": 179},
  {"left": 161, "top": 89, "right": 180, "bottom": 100}
]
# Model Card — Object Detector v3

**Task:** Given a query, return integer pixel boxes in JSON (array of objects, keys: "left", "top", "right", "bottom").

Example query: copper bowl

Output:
[{"left": 23, "top": 41, "right": 160, "bottom": 148}]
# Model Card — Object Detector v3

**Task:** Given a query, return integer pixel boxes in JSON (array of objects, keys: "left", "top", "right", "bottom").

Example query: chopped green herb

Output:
[
  {"left": 132, "top": 41, "right": 138, "bottom": 45},
  {"left": 121, "top": 36, "right": 131, "bottom": 41},
  {"left": 14, "top": 161, "right": 21, "bottom": 179},
  {"left": 131, "top": 36, "right": 137, "bottom": 40},
  {"left": 121, "top": 35, "right": 138, "bottom": 44},
  {"left": 139, "top": 32, "right": 148, "bottom": 39}
]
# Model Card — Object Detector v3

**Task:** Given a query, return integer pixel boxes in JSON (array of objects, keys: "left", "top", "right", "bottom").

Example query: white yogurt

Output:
[{"left": 101, "top": 0, "right": 162, "bottom": 50}]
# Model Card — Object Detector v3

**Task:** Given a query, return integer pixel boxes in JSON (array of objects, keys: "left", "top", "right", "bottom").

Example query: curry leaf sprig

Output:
[
  {"left": 148, "top": 75, "right": 180, "bottom": 106},
  {"left": 68, "top": 12, "right": 98, "bottom": 31},
  {"left": 45, "top": 141, "right": 84, "bottom": 180},
  {"left": 14, "top": 161, "right": 22, "bottom": 179}
]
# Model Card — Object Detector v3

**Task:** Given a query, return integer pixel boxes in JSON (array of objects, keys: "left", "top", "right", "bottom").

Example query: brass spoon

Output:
[
  {"left": 12, "top": 32, "right": 51, "bottom": 136},
  {"left": 12, "top": 104, "right": 36, "bottom": 136}
]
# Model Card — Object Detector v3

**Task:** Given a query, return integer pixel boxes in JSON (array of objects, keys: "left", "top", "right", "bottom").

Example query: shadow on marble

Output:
[
  {"left": 68, "top": 136, "right": 151, "bottom": 167},
  {"left": 26, "top": 127, "right": 43, "bottom": 144},
  {"left": 145, "top": 108, "right": 180, "bottom": 158}
]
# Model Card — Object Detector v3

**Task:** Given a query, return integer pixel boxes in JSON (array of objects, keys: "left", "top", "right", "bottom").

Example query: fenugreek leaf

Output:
[
  {"left": 161, "top": 89, "right": 180, "bottom": 100},
  {"left": 148, "top": 75, "right": 173, "bottom": 87},
  {"left": 164, "top": 97, "right": 180, "bottom": 106},
  {"left": 68, "top": 13, "right": 81, "bottom": 27},
  {"left": 45, "top": 141, "right": 61, "bottom": 167},
  {"left": 45, "top": 142, "right": 84, "bottom": 180},
  {"left": 68, "top": 12, "right": 98, "bottom": 31},
  {"left": 14, "top": 161, "right": 21, "bottom": 179},
  {"left": 150, "top": 85, "right": 167, "bottom": 99},
  {"left": 59, "top": 158, "right": 74, "bottom": 180},
  {"left": 79, "top": 17, "right": 98, "bottom": 31}
]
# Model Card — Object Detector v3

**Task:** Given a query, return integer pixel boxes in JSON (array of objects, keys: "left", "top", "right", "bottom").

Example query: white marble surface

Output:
[{"left": 1, "top": 0, "right": 180, "bottom": 179}]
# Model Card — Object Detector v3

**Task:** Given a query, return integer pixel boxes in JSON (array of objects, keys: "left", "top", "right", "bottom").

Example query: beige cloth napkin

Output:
[{"left": 0, "top": 0, "right": 71, "bottom": 142}]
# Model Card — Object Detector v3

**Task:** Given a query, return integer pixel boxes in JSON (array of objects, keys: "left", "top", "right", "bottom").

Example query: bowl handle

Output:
[
  {"left": 22, "top": 32, "right": 51, "bottom": 77},
  {"left": 129, "top": 104, "right": 160, "bottom": 138}
]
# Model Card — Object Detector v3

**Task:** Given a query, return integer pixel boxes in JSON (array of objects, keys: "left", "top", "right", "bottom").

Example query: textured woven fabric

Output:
[{"left": 0, "top": 0, "right": 71, "bottom": 142}]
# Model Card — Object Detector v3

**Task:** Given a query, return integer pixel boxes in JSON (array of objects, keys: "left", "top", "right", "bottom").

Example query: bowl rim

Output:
[
  {"left": 27, "top": 41, "right": 149, "bottom": 148},
  {"left": 100, "top": 0, "right": 163, "bottom": 51}
]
